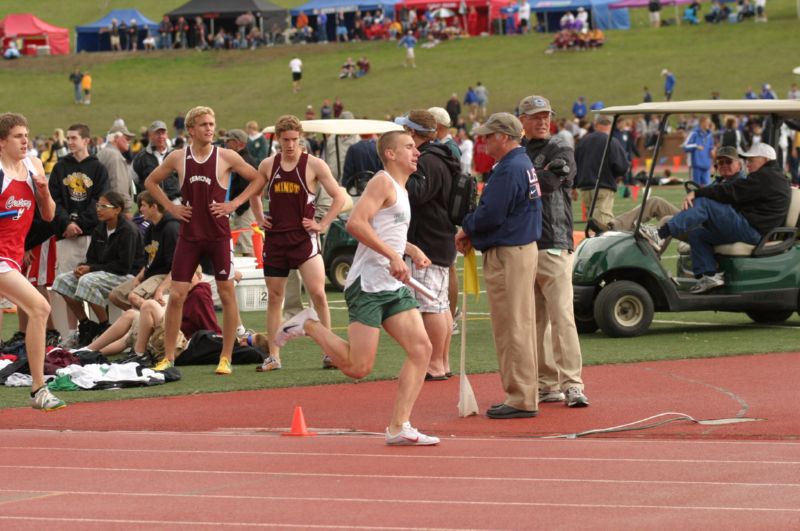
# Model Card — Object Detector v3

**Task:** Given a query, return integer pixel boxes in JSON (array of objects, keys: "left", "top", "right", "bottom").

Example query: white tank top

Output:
[{"left": 345, "top": 174, "right": 410, "bottom": 293}]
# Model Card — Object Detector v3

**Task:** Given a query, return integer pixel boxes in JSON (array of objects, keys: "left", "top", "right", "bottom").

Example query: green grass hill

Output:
[{"left": 1, "top": 2, "right": 798, "bottom": 136}]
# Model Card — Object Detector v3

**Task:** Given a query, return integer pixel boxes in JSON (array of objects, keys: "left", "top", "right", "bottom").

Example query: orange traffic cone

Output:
[
  {"left": 672, "top": 155, "right": 682, "bottom": 171},
  {"left": 631, "top": 185, "right": 639, "bottom": 201},
  {"left": 283, "top": 406, "right": 316, "bottom": 436},
  {"left": 581, "top": 201, "right": 587, "bottom": 222}
]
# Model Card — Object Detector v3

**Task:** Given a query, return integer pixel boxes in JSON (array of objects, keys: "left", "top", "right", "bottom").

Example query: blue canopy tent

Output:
[
  {"left": 76, "top": 9, "right": 159, "bottom": 52},
  {"left": 530, "top": 0, "right": 629, "bottom": 32},
  {"left": 291, "top": 0, "right": 399, "bottom": 41}
]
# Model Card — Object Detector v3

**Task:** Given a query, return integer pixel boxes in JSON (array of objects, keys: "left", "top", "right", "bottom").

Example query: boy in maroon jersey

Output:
[
  {"left": 145, "top": 106, "right": 264, "bottom": 375},
  {"left": 250, "top": 115, "right": 346, "bottom": 371}
]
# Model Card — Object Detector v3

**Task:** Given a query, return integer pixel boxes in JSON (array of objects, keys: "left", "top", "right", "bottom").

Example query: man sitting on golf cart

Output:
[
  {"left": 611, "top": 146, "right": 745, "bottom": 232},
  {"left": 639, "top": 143, "right": 790, "bottom": 294}
]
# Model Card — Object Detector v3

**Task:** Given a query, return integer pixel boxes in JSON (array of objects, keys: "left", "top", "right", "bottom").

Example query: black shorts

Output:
[{"left": 292, "top": 72, "right": 302, "bottom": 81}]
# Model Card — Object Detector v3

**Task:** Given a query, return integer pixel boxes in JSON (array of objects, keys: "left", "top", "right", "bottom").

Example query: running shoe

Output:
[
  {"left": 539, "top": 389, "right": 566, "bottom": 403},
  {"left": 45, "top": 329, "right": 61, "bottom": 348},
  {"left": 689, "top": 273, "right": 725, "bottom": 294},
  {"left": 256, "top": 355, "right": 282, "bottom": 372},
  {"left": 321, "top": 355, "right": 336, "bottom": 369},
  {"left": 31, "top": 386, "right": 66, "bottom": 412},
  {"left": 59, "top": 330, "right": 79, "bottom": 349},
  {"left": 638, "top": 223, "right": 665, "bottom": 252},
  {"left": 215, "top": 357, "right": 232, "bottom": 375},
  {"left": 152, "top": 358, "right": 174, "bottom": 371},
  {"left": 385, "top": 422, "right": 440, "bottom": 446},
  {"left": 274, "top": 307, "right": 319, "bottom": 347},
  {"left": 565, "top": 386, "right": 590, "bottom": 408}
]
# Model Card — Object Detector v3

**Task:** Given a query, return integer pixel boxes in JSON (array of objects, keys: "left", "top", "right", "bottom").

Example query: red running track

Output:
[{"left": 1, "top": 430, "right": 798, "bottom": 529}]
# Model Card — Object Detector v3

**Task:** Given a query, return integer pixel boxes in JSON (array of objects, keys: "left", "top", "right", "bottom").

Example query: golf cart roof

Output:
[
  {"left": 595, "top": 99, "right": 800, "bottom": 119},
  {"left": 262, "top": 119, "right": 403, "bottom": 135}
]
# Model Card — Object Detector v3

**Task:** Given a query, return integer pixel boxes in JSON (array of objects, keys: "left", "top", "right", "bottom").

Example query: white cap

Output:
[
  {"left": 427, "top": 107, "right": 451, "bottom": 128},
  {"left": 739, "top": 143, "right": 776, "bottom": 161},
  {"left": 661, "top": 68, "right": 668, "bottom": 75}
]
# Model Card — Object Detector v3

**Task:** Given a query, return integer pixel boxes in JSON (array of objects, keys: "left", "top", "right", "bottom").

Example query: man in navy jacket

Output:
[{"left": 456, "top": 112, "right": 542, "bottom": 419}]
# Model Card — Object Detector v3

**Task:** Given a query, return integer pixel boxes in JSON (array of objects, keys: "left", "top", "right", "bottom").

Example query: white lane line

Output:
[
  {"left": 0, "top": 492, "right": 798, "bottom": 514},
  {"left": 0, "top": 516, "right": 457, "bottom": 530},
  {"left": 4, "top": 446, "right": 799, "bottom": 466},
  {"left": 5, "top": 428, "right": 800, "bottom": 447},
  {"left": 1, "top": 467, "right": 798, "bottom": 489}
]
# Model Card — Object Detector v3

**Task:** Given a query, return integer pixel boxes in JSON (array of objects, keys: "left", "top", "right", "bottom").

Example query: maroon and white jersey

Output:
[
  {"left": 180, "top": 145, "right": 229, "bottom": 241},
  {"left": 0, "top": 158, "right": 36, "bottom": 271},
  {"left": 266, "top": 152, "right": 316, "bottom": 233}
]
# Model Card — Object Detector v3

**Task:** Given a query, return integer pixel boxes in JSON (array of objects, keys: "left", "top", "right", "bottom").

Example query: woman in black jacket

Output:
[{"left": 51, "top": 191, "right": 144, "bottom": 345}]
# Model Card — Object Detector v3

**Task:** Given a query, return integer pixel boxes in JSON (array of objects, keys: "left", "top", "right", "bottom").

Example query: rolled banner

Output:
[{"left": 407, "top": 276, "right": 436, "bottom": 300}]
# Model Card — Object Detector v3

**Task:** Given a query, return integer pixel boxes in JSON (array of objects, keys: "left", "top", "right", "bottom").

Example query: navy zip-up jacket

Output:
[{"left": 461, "top": 147, "right": 541, "bottom": 251}]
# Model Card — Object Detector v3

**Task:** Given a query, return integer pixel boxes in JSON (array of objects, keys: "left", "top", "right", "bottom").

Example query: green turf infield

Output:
[{"left": 2, "top": 184, "right": 797, "bottom": 409}]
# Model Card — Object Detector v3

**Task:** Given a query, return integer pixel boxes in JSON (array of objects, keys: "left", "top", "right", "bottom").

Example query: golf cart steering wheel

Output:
[{"left": 684, "top": 181, "right": 701, "bottom": 194}]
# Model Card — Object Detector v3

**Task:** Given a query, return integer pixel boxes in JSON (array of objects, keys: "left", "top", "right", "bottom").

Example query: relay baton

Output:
[
  {"left": 0, "top": 210, "right": 19, "bottom": 219},
  {"left": 407, "top": 276, "right": 436, "bottom": 300}
]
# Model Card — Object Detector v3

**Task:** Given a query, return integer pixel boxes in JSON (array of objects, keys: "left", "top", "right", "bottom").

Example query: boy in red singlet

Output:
[
  {"left": 0, "top": 113, "right": 65, "bottom": 411},
  {"left": 145, "top": 106, "right": 264, "bottom": 375},
  {"left": 250, "top": 115, "right": 346, "bottom": 371}
]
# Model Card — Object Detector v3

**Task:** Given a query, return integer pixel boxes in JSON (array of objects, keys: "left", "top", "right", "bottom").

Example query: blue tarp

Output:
[
  {"left": 530, "top": 0, "right": 630, "bottom": 31},
  {"left": 292, "top": 0, "right": 400, "bottom": 15},
  {"left": 76, "top": 9, "right": 160, "bottom": 52}
]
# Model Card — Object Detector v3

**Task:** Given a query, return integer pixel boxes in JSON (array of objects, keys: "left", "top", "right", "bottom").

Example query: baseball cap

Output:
[
  {"left": 518, "top": 95, "right": 553, "bottom": 116},
  {"left": 427, "top": 107, "right": 451, "bottom": 127},
  {"left": 739, "top": 143, "right": 776, "bottom": 161},
  {"left": 223, "top": 129, "right": 248, "bottom": 144},
  {"left": 715, "top": 145, "right": 740, "bottom": 161},
  {"left": 148, "top": 120, "right": 168, "bottom": 133},
  {"left": 108, "top": 124, "right": 135, "bottom": 138},
  {"left": 472, "top": 112, "right": 523, "bottom": 139}
]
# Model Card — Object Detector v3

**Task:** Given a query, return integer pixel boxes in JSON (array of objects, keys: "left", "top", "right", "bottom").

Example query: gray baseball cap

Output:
[
  {"left": 715, "top": 145, "right": 740, "bottom": 161},
  {"left": 148, "top": 120, "right": 168, "bottom": 133},
  {"left": 518, "top": 95, "right": 553, "bottom": 116},
  {"left": 472, "top": 112, "right": 523, "bottom": 139},
  {"left": 108, "top": 124, "right": 135, "bottom": 138}
]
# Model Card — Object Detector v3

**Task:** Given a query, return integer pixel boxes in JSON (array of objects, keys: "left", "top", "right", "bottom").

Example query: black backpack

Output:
[
  {"left": 175, "top": 330, "right": 267, "bottom": 366},
  {"left": 422, "top": 143, "right": 477, "bottom": 226}
]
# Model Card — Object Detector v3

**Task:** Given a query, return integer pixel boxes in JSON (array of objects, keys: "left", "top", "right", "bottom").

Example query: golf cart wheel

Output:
[
  {"left": 594, "top": 281, "right": 654, "bottom": 338},
  {"left": 745, "top": 310, "right": 793, "bottom": 324},
  {"left": 575, "top": 313, "right": 598, "bottom": 334},
  {"left": 329, "top": 253, "right": 353, "bottom": 292}
]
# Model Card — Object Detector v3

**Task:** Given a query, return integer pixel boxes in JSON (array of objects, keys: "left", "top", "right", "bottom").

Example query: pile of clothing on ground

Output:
[{"left": 0, "top": 342, "right": 180, "bottom": 392}]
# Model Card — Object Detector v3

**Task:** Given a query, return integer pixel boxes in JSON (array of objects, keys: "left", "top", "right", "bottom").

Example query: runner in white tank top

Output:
[
  {"left": 274, "top": 132, "right": 441, "bottom": 446},
  {"left": 345, "top": 174, "right": 410, "bottom": 293}
]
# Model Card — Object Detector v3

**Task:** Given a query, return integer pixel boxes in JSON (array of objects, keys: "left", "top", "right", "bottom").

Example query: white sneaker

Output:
[
  {"left": 274, "top": 307, "right": 319, "bottom": 347},
  {"left": 638, "top": 224, "right": 664, "bottom": 252},
  {"left": 385, "top": 422, "right": 440, "bottom": 446},
  {"left": 31, "top": 386, "right": 66, "bottom": 412},
  {"left": 689, "top": 273, "right": 725, "bottom": 294},
  {"left": 539, "top": 390, "right": 566, "bottom": 403},
  {"left": 565, "top": 386, "right": 590, "bottom": 408}
]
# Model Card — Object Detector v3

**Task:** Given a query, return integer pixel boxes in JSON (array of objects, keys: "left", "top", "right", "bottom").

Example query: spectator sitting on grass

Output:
[
  {"left": 76, "top": 267, "right": 261, "bottom": 366},
  {"left": 51, "top": 191, "right": 144, "bottom": 347},
  {"left": 339, "top": 57, "right": 356, "bottom": 79},
  {"left": 356, "top": 56, "right": 370, "bottom": 77}
]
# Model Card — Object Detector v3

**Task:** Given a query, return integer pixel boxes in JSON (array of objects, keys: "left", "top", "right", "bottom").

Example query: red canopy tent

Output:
[
  {"left": 397, "top": 0, "right": 509, "bottom": 36},
  {"left": 0, "top": 13, "right": 70, "bottom": 56}
]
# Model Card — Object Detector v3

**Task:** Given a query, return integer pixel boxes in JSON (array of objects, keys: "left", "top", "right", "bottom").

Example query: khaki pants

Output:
[
  {"left": 483, "top": 242, "right": 538, "bottom": 411},
  {"left": 55, "top": 236, "right": 91, "bottom": 274},
  {"left": 535, "top": 251, "right": 584, "bottom": 392},
  {"left": 580, "top": 188, "right": 615, "bottom": 230},
  {"left": 610, "top": 196, "right": 679, "bottom": 232},
  {"left": 231, "top": 209, "right": 256, "bottom": 256}
]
